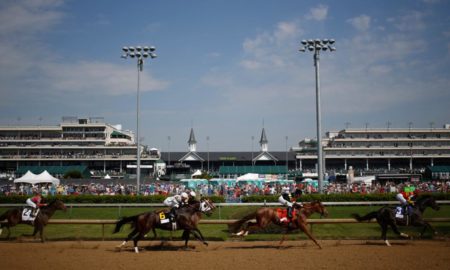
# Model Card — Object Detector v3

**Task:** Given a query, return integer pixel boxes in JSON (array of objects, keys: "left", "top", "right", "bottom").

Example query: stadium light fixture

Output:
[
  {"left": 121, "top": 45, "right": 157, "bottom": 195},
  {"left": 299, "top": 38, "right": 336, "bottom": 194}
]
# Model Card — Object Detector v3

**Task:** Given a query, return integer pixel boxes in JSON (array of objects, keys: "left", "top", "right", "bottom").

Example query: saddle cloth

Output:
[
  {"left": 276, "top": 208, "right": 297, "bottom": 222},
  {"left": 22, "top": 207, "right": 39, "bottom": 221},
  {"left": 157, "top": 210, "right": 170, "bottom": 224}
]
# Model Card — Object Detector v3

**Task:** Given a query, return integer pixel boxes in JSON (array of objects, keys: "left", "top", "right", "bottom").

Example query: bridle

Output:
[{"left": 200, "top": 199, "right": 215, "bottom": 214}]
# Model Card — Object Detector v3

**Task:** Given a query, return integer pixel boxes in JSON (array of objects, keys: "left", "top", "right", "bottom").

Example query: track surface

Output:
[{"left": 1, "top": 240, "right": 449, "bottom": 270}]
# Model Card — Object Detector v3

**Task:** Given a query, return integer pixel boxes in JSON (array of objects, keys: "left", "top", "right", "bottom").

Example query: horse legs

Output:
[
  {"left": 297, "top": 222, "right": 321, "bottom": 249},
  {"left": 415, "top": 221, "right": 437, "bottom": 238},
  {"left": 117, "top": 228, "right": 139, "bottom": 250},
  {"left": 132, "top": 232, "right": 145, "bottom": 254},
  {"left": 191, "top": 228, "right": 208, "bottom": 246},
  {"left": 387, "top": 220, "right": 409, "bottom": 239},
  {"left": 28, "top": 224, "right": 45, "bottom": 243},
  {"left": 236, "top": 219, "right": 267, "bottom": 236},
  {"left": 182, "top": 230, "right": 190, "bottom": 248},
  {"left": 379, "top": 222, "right": 391, "bottom": 246}
]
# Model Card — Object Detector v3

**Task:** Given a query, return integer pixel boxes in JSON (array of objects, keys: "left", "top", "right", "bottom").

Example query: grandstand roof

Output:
[{"left": 17, "top": 166, "right": 90, "bottom": 177}]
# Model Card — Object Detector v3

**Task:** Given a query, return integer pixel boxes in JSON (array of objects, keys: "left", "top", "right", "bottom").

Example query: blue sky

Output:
[{"left": 0, "top": 0, "right": 449, "bottom": 152}]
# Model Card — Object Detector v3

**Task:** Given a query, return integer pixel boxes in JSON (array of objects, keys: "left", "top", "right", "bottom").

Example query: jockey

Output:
[
  {"left": 26, "top": 193, "right": 47, "bottom": 218},
  {"left": 163, "top": 193, "right": 189, "bottom": 221},
  {"left": 278, "top": 187, "right": 295, "bottom": 224},
  {"left": 395, "top": 184, "right": 416, "bottom": 217},
  {"left": 187, "top": 190, "right": 198, "bottom": 205}
]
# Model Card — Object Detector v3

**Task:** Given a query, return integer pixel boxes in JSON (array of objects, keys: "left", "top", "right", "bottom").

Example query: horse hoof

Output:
[
  {"left": 134, "top": 247, "right": 139, "bottom": 254},
  {"left": 204, "top": 242, "right": 208, "bottom": 246},
  {"left": 385, "top": 240, "right": 391, "bottom": 247}
]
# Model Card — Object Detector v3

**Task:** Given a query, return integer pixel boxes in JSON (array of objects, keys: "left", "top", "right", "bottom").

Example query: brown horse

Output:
[
  {"left": 229, "top": 201, "right": 328, "bottom": 249},
  {"left": 352, "top": 195, "right": 440, "bottom": 246},
  {"left": 0, "top": 199, "right": 67, "bottom": 242},
  {"left": 113, "top": 198, "right": 215, "bottom": 253}
]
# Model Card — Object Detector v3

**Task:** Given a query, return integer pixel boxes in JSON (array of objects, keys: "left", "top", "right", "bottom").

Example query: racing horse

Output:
[
  {"left": 0, "top": 199, "right": 67, "bottom": 242},
  {"left": 229, "top": 200, "right": 328, "bottom": 249},
  {"left": 352, "top": 195, "right": 440, "bottom": 246},
  {"left": 114, "top": 198, "right": 215, "bottom": 253}
]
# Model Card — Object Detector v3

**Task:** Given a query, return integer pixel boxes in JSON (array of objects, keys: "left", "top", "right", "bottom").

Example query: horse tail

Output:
[
  {"left": 113, "top": 215, "right": 139, "bottom": 233},
  {"left": 351, "top": 211, "right": 378, "bottom": 222},
  {"left": 228, "top": 212, "right": 257, "bottom": 233}
]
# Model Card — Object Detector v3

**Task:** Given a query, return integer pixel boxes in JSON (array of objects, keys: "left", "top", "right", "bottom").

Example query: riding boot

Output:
[
  {"left": 287, "top": 206, "right": 293, "bottom": 221},
  {"left": 169, "top": 207, "right": 176, "bottom": 222}
]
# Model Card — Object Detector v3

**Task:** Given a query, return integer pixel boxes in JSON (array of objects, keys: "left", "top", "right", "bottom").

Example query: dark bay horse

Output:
[
  {"left": 352, "top": 195, "right": 440, "bottom": 246},
  {"left": 113, "top": 198, "right": 215, "bottom": 253},
  {"left": 0, "top": 199, "right": 67, "bottom": 242},
  {"left": 229, "top": 201, "right": 328, "bottom": 249}
]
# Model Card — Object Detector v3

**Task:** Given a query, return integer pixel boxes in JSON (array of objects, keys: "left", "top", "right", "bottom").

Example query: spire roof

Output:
[
  {"left": 259, "top": 127, "right": 268, "bottom": 144},
  {"left": 188, "top": 128, "right": 197, "bottom": 144}
]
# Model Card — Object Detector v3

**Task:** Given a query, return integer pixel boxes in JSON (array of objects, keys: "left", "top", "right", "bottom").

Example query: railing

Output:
[{"left": 4, "top": 217, "right": 448, "bottom": 240}]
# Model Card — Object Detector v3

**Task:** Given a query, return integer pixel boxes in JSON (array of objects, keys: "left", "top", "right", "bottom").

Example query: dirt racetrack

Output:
[{"left": 1, "top": 240, "right": 449, "bottom": 270}]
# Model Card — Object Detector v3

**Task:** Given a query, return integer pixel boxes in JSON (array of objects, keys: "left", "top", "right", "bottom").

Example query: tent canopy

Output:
[
  {"left": 237, "top": 173, "right": 260, "bottom": 181},
  {"left": 14, "top": 170, "right": 60, "bottom": 186}
]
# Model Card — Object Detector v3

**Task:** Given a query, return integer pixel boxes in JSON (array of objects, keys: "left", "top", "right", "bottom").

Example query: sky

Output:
[{"left": 0, "top": 0, "right": 449, "bottom": 152}]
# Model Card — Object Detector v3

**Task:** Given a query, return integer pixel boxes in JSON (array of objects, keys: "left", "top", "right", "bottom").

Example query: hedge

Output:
[
  {"left": 0, "top": 193, "right": 448, "bottom": 204},
  {"left": 0, "top": 194, "right": 226, "bottom": 204},
  {"left": 241, "top": 192, "right": 450, "bottom": 202}
]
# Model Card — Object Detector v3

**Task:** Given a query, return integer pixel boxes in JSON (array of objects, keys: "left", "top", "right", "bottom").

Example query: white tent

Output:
[
  {"left": 13, "top": 170, "right": 38, "bottom": 183},
  {"left": 352, "top": 175, "right": 375, "bottom": 185},
  {"left": 14, "top": 170, "right": 60, "bottom": 186},
  {"left": 35, "top": 170, "right": 60, "bottom": 185},
  {"left": 237, "top": 173, "right": 260, "bottom": 181},
  {"left": 191, "top": 170, "right": 202, "bottom": 178}
]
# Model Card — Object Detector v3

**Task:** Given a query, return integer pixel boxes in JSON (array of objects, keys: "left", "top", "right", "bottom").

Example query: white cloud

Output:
[
  {"left": 306, "top": 5, "right": 328, "bottom": 21},
  {"left": 347, "top": 15, "right": 371, "bottom": 32},
  {"left": 40, "top": 61, "right": 169, "bottom": 96},
  {"left": 389, "top": 11, "right": 426, "bottom": 32},
  {"left": 422, "top": 0, "right": 440, "bottom": 3},
  {"left": 240, "top": 20, "right": 301, "bottom": 70},
  {"left": 0, "top": 0, "right": 64, "bottom": 36},
  {"left": 0, "top": 0, "right": 169, "bottom": 107}
]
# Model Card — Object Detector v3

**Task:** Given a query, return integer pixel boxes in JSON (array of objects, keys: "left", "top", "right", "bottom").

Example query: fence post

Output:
[
  {"left": 118, "top": 205, "right": 122, "bottom": 218},
  {"left": 218, "top": 205, "right": 222, "bottom": 220}
]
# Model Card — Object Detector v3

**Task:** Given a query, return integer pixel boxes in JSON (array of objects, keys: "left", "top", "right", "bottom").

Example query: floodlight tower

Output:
[
  {"left": 299, "top": 39, "right": 336, "bottom": 193},
  {"left": 121, "top": 46, "right": 157, "bottom": 195}
]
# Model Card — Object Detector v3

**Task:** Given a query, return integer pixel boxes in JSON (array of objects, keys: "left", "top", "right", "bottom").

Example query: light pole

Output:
[
  {"left": 121, "top": 45, "right": 157, "bottom": 195},
  {"left": 251, "top": 136, "right": 254, "bottom": 167},
  {"left": 285, "top": 136, "right": 288, "bottom": 178},
  {"left": 299, "top": 39, "right": 336, "bottom": 193},
  {"left": 206, "top": 136, "right": 210, "bottom": 173},
  {"left": 167, "top": 136, "right": 171, "bottom": 166}
]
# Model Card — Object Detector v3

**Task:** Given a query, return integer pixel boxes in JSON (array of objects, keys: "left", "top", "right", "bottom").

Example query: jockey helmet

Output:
[
  {"left": 189, "top": 191, "right": 196, "bottom": 197},
  {"left": 181, "top": 192, "right": 188, "bottom": 200}
]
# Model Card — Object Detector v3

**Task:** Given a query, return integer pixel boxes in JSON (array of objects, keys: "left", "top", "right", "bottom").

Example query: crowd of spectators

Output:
[{"left": 0, "top": 180, "right": 448, "bottom": 203}]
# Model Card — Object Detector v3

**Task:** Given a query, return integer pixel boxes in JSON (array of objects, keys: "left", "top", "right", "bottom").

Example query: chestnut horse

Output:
[
  {"left": 0, "top": 199, "right": 67, "bottom": 242},
  {"left": 229, "top": 201, "right": 328, "bottom": 249},
  {"left": 113, "top": 198, "right": 215, "bottom": 253}
]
